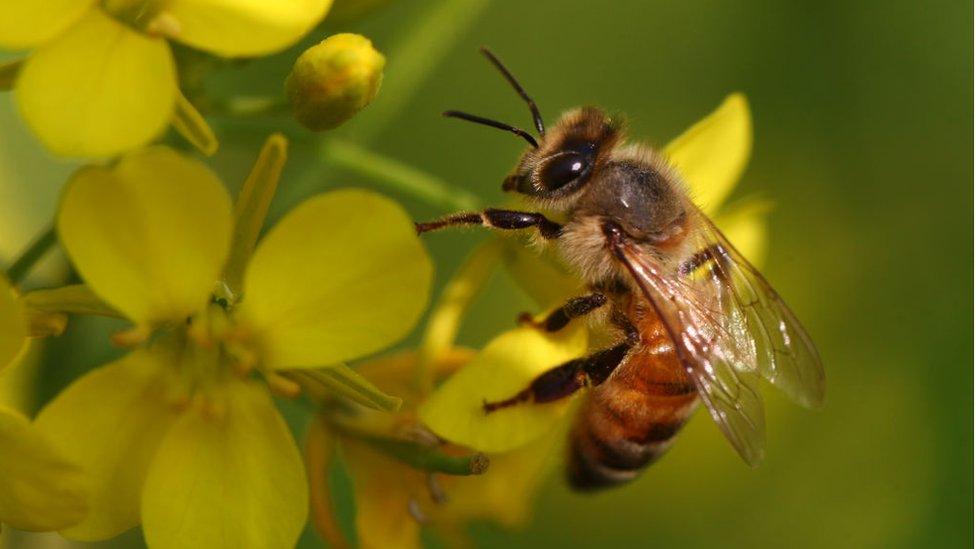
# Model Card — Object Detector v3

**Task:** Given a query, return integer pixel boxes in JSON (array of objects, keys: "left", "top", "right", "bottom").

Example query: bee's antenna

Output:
[
  {"left": 479, "top": 46, "right": 546, "bottom": 136},
  {"left": 442, "top": 110, "right": 539, "bottom": 148}
]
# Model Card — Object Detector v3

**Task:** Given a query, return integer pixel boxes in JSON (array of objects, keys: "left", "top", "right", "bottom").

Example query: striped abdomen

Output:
[{"left": 567, "top": 311, "right": 698, "bottom": 490}]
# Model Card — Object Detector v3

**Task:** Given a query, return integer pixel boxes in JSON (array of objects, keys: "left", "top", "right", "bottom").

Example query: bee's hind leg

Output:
[
  {"left": 484, "top": 311, "right": 637, "bottom": 414},
  {"left": 518, "top": 292, "right": 607, "bottom": 332},
  {"left": 483, "top": 341, "right": 630, "bottom": 413}
]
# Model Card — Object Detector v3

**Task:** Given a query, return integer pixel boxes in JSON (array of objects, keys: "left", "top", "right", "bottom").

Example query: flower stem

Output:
[
  {"left": 327, "top": 139, "right": 479, "bottom": 211},
  {"left": 331, "top": 421, "right": 489, "bottom": 476},
  {"left": 5, "top": 225, "right": 57, "bottom": 285}
]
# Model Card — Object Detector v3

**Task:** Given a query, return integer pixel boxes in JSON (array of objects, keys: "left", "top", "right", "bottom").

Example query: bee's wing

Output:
[
  {"left": 610, "top": 231, "right": 767, "bottom": 466},
  {"left": 694, "top": 213, "right": 826, "bottom": 410},
  {"left": 607, "top": 210, "right": 824, "bottom": 466}
]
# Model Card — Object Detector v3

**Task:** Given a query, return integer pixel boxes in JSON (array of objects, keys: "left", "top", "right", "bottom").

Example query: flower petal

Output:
[
  {"left": 0, "top": 0, "right": 94, "bottom": 50},
  {"left": 715, "top": 198, "right": 771, "bottom": 267},
  {"left": 15, "top": 10, "right": 176, "bottom": 157},
  {"left": 165, "top": 0, "right": 332, "bottom": 57},
  {"left": 33, "top": 351, "right": 178, "bottom": 540},
  {"left": 0, "top": 405, "right": 89, "bottom": 532},
  {"left": 141, "top": 380, "right": 307, "bottom": 549},
  {"left": 0, "top": 275, "right": 27, "bottom": 372},
  {"left": 58, "top": 147, "right": 232, "bottom": 325},
  {"left": 664, "top": 93, "right": 752, "bottom": 216},
  {"left": 419, "top": 324, "right": 588, "bottom": 453},
  {"left": 439, "top": 428, "right": 561, "bottom": 528},
  {"left": 239, "top": 189, "right": 432, "bottom": 369}
]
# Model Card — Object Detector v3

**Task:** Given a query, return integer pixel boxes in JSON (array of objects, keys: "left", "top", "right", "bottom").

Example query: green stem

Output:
[
  {"left": 327, "top": 140, "right": 479, "bottom": 211},
  {"left": 331, "top": 421, "right": 488, "bottom": 475},
  {"left": 5, "top": 225, "right": 57, "bottom": 284}
]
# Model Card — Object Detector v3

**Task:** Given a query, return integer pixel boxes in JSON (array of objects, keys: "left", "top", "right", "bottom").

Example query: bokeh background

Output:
[{"left": 1, "top": 0, "right": 971, "bottom": 547}]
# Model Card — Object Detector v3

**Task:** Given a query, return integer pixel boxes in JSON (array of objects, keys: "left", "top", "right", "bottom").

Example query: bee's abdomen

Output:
[{"left": 567, "top": 346, "right": 698, "bottom": 491}]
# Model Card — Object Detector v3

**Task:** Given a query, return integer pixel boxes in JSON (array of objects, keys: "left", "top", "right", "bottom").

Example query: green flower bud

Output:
[{"left": 286, "top": 33, "right": 385, "bottom": 131}]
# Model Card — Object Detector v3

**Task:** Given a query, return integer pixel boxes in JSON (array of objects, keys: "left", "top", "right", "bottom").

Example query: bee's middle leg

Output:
[
  {"left": 518, "top": 292, "right": 608, "bottom": 332},
  {"left": 484, "top": 312, "right": 638, "bottom": 413}
]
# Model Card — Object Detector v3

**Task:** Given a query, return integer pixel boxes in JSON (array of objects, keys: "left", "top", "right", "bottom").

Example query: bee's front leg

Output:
[
  {"left": 415, "top": 208, "right": 562, "bottom": 239},
  {"left": 518, "top": 292, "right": 607, "bottom": 332}
]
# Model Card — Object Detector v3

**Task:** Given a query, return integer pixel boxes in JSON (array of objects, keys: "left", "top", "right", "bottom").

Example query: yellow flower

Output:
[
  {"left": 420, "top": 323, "right": 587, "bottom": 453},
  {"left": 33, "top": 141, "right": 432, "bottom": 547},
  {"left": 307, "top": 349, "right": 561, "bottom": 549},
  {"left": 304, "top": 218, "right": 593, "bottom": 548},
  {"left": 0, "top": 404, "right": 90, "bottom": 532},
  {"left": 0, "top": 273, "right": 89, "bottom": 532},
  {"left": 421, "top": 93, "right": 770, "bottom": 451},
  {"left": 0, "top": 0, "right": 332, "bottom": 157},
  {"left": 287, "top": 33, "right": 386, "bottom": 131}
]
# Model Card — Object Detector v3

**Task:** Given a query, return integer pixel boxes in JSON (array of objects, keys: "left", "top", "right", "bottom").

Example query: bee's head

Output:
[
  {"left": 442, "top": 47, "right": 621, "bottom": 212},
  {"left": 503, "top": 107, "right": 621, "bottom": 208}
]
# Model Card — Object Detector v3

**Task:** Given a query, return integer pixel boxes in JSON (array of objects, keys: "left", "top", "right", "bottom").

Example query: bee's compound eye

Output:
[{"left": 540, "top": 152, "right": 589, "bottom": 191}]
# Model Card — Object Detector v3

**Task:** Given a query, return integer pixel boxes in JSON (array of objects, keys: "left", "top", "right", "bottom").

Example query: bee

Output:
[{"left": 417, "top": 48, "right": 825, "bottom": 490}]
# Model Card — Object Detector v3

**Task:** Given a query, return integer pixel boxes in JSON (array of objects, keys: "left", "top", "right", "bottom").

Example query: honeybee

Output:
[{"left": 417, "top": 48, "right": 825, "bottom": 490}]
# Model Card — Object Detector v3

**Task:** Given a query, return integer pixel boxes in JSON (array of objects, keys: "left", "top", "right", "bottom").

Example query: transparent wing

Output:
[
  {"left": 693, "top": 212, "right": 826, "bottom": 409},
  {"left": 608, "top": 228, "right": 767, "bottom": 466},
  {"left": 606, "top": 208, "right": 825, "bottom": 465}
]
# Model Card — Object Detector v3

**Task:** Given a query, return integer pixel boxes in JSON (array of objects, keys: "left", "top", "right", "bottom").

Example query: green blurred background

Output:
[{"left": 1, "top": 0, "right": 971, "bottom": 547}]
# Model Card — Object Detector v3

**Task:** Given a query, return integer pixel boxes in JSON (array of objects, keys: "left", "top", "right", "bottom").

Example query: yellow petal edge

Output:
[
  {"left": 57, "top": 147, "right": 232, "bottom": 325},
  {"left": 664, "top": 93, "right": 752, "bottom": 216}
]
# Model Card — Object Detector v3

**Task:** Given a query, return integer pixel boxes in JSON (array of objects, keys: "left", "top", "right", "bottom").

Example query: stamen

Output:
[
  {"left": 426, "top": 474, "right": 448, "bottom": 504},
  {"left": 145, "top": 11, "right": 181, "bottom": 39},
  {"left": 196, "top": 393, "right": 228, "bottom": 422},
  {"left": 407, "top": 499, "right": 428, "bottom": 524},
  {"left": 225, "top": 342, "right": 257, "bottom": 376},
  {"left": 266, "top": 371, "right": 303, "bottom": 399},
  {"left": 110, "top": 325, "right": 150, "bottom": 347}
]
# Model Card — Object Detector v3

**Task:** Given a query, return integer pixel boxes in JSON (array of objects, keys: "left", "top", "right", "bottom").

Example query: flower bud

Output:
[{"left": 286, "top": 33, "right": 385, "bottom": 131}]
